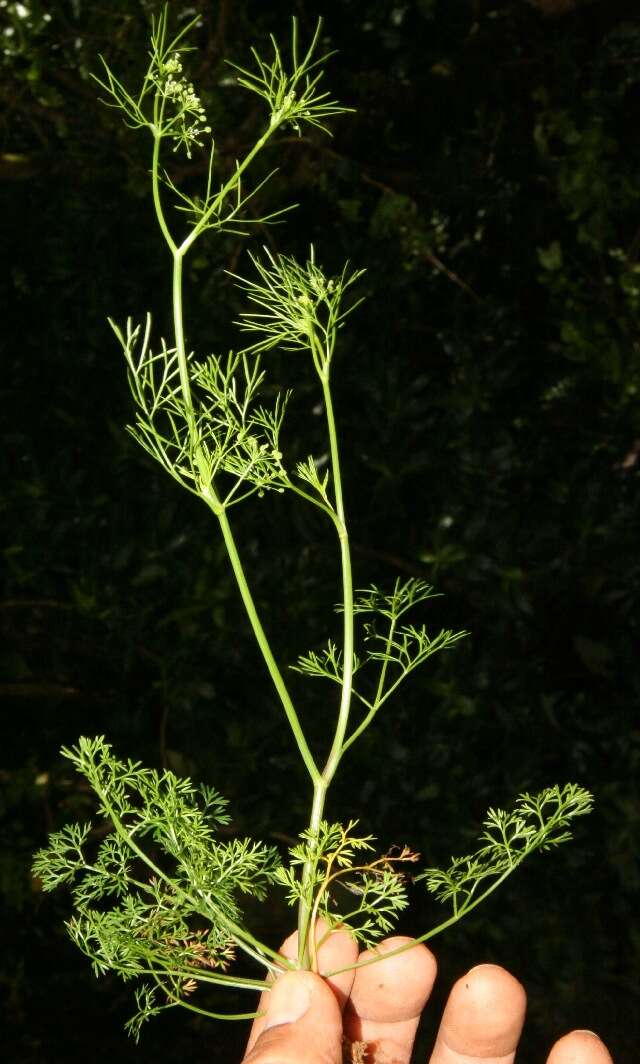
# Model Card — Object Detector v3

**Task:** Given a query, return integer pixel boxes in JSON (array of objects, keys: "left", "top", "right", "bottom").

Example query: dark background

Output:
[{"left": 1, "top": 0, "right": 638, "bottom": 1060}]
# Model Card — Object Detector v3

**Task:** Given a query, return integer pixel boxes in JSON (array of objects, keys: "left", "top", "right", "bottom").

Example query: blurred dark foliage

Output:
[{"left": 1, "top": 0, "right": 638, "bottom": 1060}]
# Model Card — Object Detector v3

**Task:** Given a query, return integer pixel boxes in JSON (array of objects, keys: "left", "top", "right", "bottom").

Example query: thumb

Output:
[{"left": 242, "top": 970, "right": 343, "bottom": 1064}]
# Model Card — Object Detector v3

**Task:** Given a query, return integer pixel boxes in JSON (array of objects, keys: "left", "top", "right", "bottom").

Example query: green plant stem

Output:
[
  {"left": 152, "top": 112, "right": 289, "bottom": 418},
  {"left": 137, "top": 966, "right": 269, "bottom": 993},
  {"left": 150, "top": 969, "right": 262, "bottom": 1022},
  {"left": 341, "top": 612, "right": 398, "bottom": 756},
  {"left": 151, "top": 127, "right": 177, "bottom": 254},
  {"left": 284, "top": 477, "right": 337, "bottom": 520},
  {"left": 319, "top": 370, "right": 354, "bottom": 782},
  {"left": 150, "top": 127, "right": 195, "bottom": 430},
  {"left": 214, "top": 505, "right": 320, "bottom": 785},
  {"left": 172, "top": 252, "right": 196, "bottom": 421},
  {"left": 180, "top": 124, "right": 283, "bottom": 256},
  {"left": 296, "top": 781, "right": 325, "bottom": 964},
  {"left": 297, "top": 364, "right": 355, "bottom": 965}
]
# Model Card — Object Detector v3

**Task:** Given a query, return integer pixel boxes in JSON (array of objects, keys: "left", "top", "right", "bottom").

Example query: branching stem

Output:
[{"left": 154, "top": 121, "right": 319, "bottom": 787}]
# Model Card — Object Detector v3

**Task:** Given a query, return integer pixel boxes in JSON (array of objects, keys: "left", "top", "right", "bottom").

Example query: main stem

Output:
[
  {"left": 319, "top": 370, "right": 355, "bottom": 779},
  {"left": 297, "top": 362, "right": 355, "bottom": 966}
]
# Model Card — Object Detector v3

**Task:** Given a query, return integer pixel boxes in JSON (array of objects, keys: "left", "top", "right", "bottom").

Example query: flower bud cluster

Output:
[
  {"left": 157, "top": 52, "right": 212, "bottom": 157},
  {"left": 161, "top": 54, "right": 183, "bottom": 76}
]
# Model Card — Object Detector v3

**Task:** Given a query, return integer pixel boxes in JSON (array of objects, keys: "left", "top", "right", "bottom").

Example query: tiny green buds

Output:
[{"left": 155, "top": 54, "right": 211, "bottom": 157}]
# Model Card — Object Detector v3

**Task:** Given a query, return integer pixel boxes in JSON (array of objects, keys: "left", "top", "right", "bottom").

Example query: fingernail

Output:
[
  {"left": 574, "top": 1030, "right": 599, "bottom": 1037},
  {"left": 263, "top": 973, "right": 312, "bottom": 1030}
]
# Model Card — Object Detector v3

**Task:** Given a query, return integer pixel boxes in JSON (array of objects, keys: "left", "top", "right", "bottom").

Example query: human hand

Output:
[{"left": 242, "top": 924, "right": 613, "bottom": 1064}]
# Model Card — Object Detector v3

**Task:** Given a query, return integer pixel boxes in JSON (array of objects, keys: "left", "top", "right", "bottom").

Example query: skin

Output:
[{"left": 242, "top": 923, "right": 613, "bottom": 1064}]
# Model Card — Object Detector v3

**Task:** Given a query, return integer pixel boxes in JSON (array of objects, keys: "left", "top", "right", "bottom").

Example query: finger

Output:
[
  {"left": 246, "top": 921, "right": 359, "bottom": 1053},
  {"left": 429, "top": 963, "right": 526, "bottom": 1064},
  {"left": 242, "top": 970, "right": 343, "bottom": 1064},
  {"left": 344, "top": 936, "right": 437, "bottom": 1064},
  {"left": 546, "top": 1030, "right": 613, "bottom": 1064}
]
